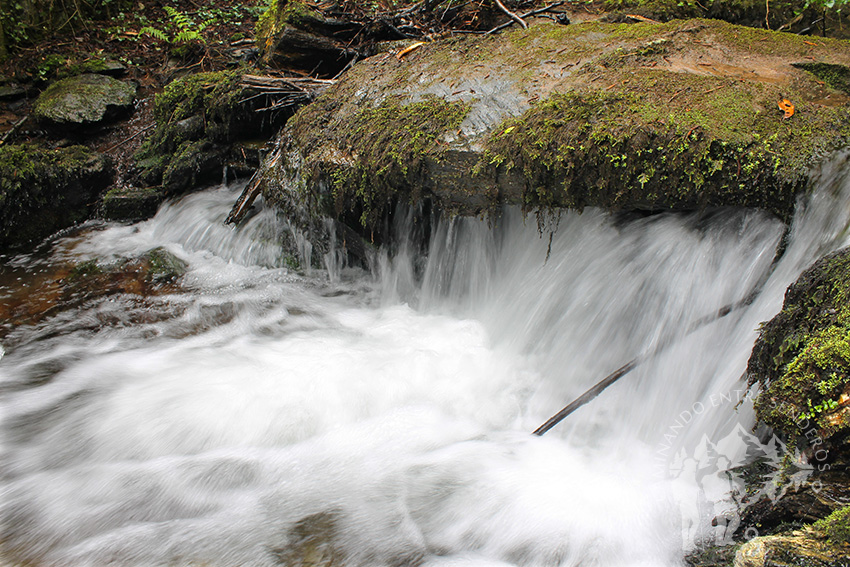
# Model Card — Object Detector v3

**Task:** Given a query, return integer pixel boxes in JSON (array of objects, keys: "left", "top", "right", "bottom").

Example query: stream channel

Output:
[{"left": 2, "top": 152, "right": 850, "bottom": 566}]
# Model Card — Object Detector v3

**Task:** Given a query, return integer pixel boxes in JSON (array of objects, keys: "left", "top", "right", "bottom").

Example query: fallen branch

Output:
[
  {"left": 238, "top": 75, "right": 336, "bottom": 112},
  {"left": 105, "top": 123, "right": 155, "bottom": 153},
  {"left": 486, "top": 1, "right": 565, "bottom": 35},
  {"left": 225, "top": 147, "right": 282, "bottom": 225},
  {"left": 531, "top": 249, "right": 790, "bottom": 436},
  {"left": 494, "top": 0, "right": 527, "bottom": 29}
]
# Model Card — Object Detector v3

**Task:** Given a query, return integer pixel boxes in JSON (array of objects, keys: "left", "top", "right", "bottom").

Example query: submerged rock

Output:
[
  {"left": 0, "top": 143, "right": 112, "bottom": 250},
  {"left": 271, "top": 18, "right": 850, "bottom": 228},
  {"left": 32, "top": 73, "right": 136, "bottom": 126}
]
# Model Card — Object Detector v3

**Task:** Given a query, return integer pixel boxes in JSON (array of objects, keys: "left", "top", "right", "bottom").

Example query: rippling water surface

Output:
[{"left": 2, "top": 153, "right": 850, "bottom": 567}]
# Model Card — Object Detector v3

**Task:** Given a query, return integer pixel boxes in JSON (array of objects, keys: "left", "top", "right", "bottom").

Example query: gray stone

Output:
[{"left": 33, "top": 74, "right": 136, "bottom": 126}]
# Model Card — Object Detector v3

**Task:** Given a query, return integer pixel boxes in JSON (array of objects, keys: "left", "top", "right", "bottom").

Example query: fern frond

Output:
[{"left": 140, "top": 26, "right": 168, "bottom": 42}]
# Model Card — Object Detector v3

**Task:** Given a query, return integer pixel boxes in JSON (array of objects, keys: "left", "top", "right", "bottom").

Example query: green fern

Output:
[
  {"left": 140, "top": 26, "right": 169, "bottom": 42},
  {"left": 141, "top": 6, "right": 209, "bottom": 45}
]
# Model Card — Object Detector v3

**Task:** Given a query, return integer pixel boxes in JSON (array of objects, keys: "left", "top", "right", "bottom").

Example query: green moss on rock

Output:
[
  {"left": 136, "top": 70, "right": 254, "bottom": 191},
  {"left": 812, "top": 505, "right": 850, "bottom": 545},
  {"left": 281, "top": 18, "right": 850, "bottom": 225},
  {"left": 604, "top": 0, "right": 850, "bottom": 39},
  {"left": 290, "top": 94, "right": 470, "bottom": 226},
  {"left": 0, "top": 143, "right": 112, "bottom": 250},
  {"left": 101, "top": 185, "right": 165, "bottom": 221},
  {"left": 748, "top": 247, "right": 850, "bottom": 445},
  {"left": 143, "top": 247, "right": 187, "bottom": 284},
  {"left": 794, "top": 62, "right": 850, "bottom": 96}
]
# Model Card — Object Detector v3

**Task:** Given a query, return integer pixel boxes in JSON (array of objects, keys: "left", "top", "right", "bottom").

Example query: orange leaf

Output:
[
  {"left": 396, "top": 42, "right": 426, "bottom": 60},
  {"left": 778, "top": 98, "right": 794, "bottom": 119}
]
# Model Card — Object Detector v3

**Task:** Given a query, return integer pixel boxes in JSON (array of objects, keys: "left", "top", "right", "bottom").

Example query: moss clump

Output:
[
  {"left": 480, "top": 76, "right": 848, "bottom": 217},
  {"left": 748, "top": 247, "right": 850, "bottom": 444},
  {"left": 136, "top": 70, "right": 244, "bottom": 188},
  {"left": 67, "top": 259, "right": 103, "bottom": 281},
  {"left": 604, "top": 0, "right": 850, "bottom": 39},
  {"left": 290, "top": 94, "right": 470, "bottom": 226},
  {"left": 794, "top": 62, "right": 850, "bottom": 96},
  {"left": 813, "top": 505, "right": 850, "bottom": 545},
  {"left": 0, "top": 143, "right": 112, "bottom": 249}
]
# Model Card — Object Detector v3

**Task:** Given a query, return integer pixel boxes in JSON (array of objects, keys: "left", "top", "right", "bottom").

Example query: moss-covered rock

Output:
[
  {"left": 101, "top": 185, "right": 165, "bottom": 221},
  {"left": 0, "top": 143, "right": 112, "bottom": 250},
  {"left": 135, "top": 70, "right": 284, "bottom": 195},
  {"left": 142, "top": 247, "right": 187, "bottom": 284},
  {"left": 274, "top": 18, "right": 850, "bottom": 227},
  {"left": 32, "top": 73, "right": 136, "bottom": 126},
  {"left": 747, "top": 246, "right": 850, "bottom": 449},
  {"left": 604, "top": 0, "right": 850, "bottom": 40}
]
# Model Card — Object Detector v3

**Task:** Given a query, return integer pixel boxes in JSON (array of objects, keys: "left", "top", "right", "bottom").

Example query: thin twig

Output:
[
  {"left": 0, "top": 116, "right": 26, "bottom": 147},
  {"left": 105, "top": 123, "right": 156, "bottom": 153}
]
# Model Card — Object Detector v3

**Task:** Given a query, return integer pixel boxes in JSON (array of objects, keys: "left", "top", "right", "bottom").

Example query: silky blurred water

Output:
[{"left": 1, "top": 152, "right": 850, "bottom": 567}]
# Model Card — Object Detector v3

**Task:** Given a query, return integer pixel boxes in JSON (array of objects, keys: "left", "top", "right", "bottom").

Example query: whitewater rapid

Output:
[{"left": 1, "top": 152, "right": 850, "bottom": 567}]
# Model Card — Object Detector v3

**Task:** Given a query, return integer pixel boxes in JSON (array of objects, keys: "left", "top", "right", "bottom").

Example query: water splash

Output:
[{"left": 2, "top": 153, "right": 850, "bottom": 566}]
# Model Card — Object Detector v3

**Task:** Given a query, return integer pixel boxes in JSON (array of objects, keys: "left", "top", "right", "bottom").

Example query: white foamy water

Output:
[{"left": 2, "top": 152, "right": 850, "bottom": 567}]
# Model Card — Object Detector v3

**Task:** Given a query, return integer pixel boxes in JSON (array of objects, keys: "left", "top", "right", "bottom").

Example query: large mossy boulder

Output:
[
  {"left": 734, "top": 532, "right": 846, "bottom": 567},
  {"left": 32, "top": 73, "right": 136, "bottom": 127},
  {"left": 0, "top": 143, "right": 112, "bottom": 250},
  {"left": 271, "top": 18, "right": 850, "bottom": 228},
  {"left": 747, "top": 246, "right": 850, "bottom": 451}
]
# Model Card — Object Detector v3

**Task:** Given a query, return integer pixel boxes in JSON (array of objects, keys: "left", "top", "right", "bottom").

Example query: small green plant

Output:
[{"left": 140, "top": 6, "right": 211, "bottom": 46}]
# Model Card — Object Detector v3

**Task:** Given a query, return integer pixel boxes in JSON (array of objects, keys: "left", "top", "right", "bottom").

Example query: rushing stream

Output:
[{"left": 2, "top": 152, "right": 850, "bottom": 567}]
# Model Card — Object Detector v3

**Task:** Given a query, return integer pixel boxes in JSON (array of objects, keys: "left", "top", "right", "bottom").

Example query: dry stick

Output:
[
  {"left": 533, "top": 302, "right": 736, "bottom": 436},
  {"left": 494, "top": 0, "right": 528, "bottom": 30},
  {"left": 533, "top": 360, "right": 637, "bottom": 435},
  {"left": 487, "top": 1, "right": 564, "bottom": 34}
]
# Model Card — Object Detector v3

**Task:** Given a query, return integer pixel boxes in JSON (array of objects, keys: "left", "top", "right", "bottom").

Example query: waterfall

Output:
[{"left": 1, "top": 152, "right": 849, "bottom": 567}]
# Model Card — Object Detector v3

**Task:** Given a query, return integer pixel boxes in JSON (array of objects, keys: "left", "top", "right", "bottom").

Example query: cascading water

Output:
[{"left": 1, "top": 152, "right": 850, "bottom": 567}]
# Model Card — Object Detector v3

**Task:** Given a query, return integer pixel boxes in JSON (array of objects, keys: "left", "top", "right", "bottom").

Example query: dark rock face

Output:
[
  {"left": 0, "top": 144, "right": 112, "bottom": 250},
  {"left": 32, "top": 74, "right": 136, "bottom": 127},
  {"left": 134, "top": 71, "right": 287, "bottom": 199}
]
